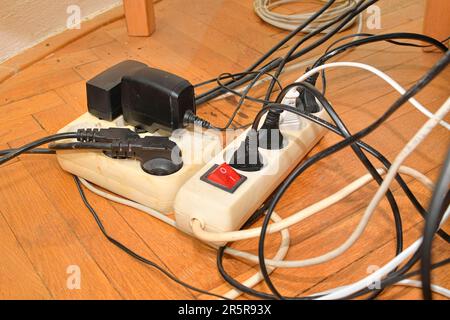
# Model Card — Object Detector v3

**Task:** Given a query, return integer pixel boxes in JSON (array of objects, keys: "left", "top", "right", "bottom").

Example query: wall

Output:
[{"left": 0, "top": 0, "right": 123, "bottom": 63}]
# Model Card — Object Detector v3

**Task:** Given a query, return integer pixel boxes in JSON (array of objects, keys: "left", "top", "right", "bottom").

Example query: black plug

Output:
[
  {"left": 258, "top": 110, "right": 284, "bottom": 150},
  {"left": 229, "top": 129, "right": 263, "bottom": 172},
  {"left": 296, "top": 68, "right": 321, "bottom": 113},
  {"left": 109, "top": 136, "right": 183, "bottom": 176},
  {"left": 72, "top": 128, "right": 183, "bottom": 176},
  {"left": 76, "top": 128, "right": 139, "bottom": 143}
]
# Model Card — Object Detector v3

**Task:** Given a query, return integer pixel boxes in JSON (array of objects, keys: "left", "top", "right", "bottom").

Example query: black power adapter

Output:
[
  {"left": 86, "top": 61, "right": 197, "bottom": 132},
  {"left": 121, "top": 67, "right": 196, "bottom": 132},
  {"left": 86, "top": 60, "right": 148, "bottom": 121}
]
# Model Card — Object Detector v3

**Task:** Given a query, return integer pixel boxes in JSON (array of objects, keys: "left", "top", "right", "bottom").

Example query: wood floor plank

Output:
[
  {"left": 0, "top": 91, "right": 64, "bottom": 123},
  {"left": 0, "top": 68, "right": 82, "bottom": 107},
  {"left": 0, "top": 161, "right": 121, "bottom": 299},
  {"left": 12, "top": 152, "right": 194, "bottom": 299},
  {"left": 0, "top": 116, "right": 42, "bottom": 145},
  {"left": 32, "top": 103, "right": 82, "bottom": 133},
  {"left": 0, "top": 212, "right": 51, "bottom": 299}
]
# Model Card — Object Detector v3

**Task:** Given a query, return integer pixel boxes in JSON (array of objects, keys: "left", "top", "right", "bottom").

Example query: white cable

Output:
[
  {"left": 220, "top": 61, "right": 450, "bottom": 130},
  {"left": 78, "top": 178, "right": 177, "bottom": 228},
  {"left": 317, "top": 97, "right": 450, "bottom": 299},
  {"left": 223, "top": 212, "right": 290, "bottom": 299},
  {"left": 295, "top": 62, "right": 450, "bottom": 129},
  {"left": 78, "top": 166, "right": 434, "bottom": 271},
  {"left": 394, "top": 279, "right": 450, "bottom": 299},
  {"left": 316, "top": 206, "right": 450, "bottom": 300},
  {"left": 309, "top": 277, "right": 450, "bottom": 299},
  {"left": 253, "top": 0, "right": 359, "bottom": 33}
]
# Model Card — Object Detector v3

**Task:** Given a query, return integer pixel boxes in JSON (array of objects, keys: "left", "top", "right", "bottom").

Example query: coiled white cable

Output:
[{"left": 253, "top": 0, "right": 360, "bottom": 32}]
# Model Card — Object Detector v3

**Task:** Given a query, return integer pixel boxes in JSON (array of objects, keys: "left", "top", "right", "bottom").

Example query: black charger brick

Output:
[
  {"left": 86, "top": 60, "right": 147, "bottom": 121},
  {"left": 121, "top": 67, "right": 195, "bottom": 131}
]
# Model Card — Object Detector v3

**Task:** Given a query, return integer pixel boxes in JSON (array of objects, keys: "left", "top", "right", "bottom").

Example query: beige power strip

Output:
[
  {"left": 174, "top": 105, "right": 330, "bottom": 243},
  {"left": 56, "top": 112, "right": 221, "bottom": 213}
]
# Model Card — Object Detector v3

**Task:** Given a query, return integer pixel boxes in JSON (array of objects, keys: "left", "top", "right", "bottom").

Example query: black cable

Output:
[
  {"left": 262, "top": 0, "right": 378, "bottom": 105},
  {"left": 0, "top": 148, "right": 55, "bottom": 156},
  {"left": 275, "top": 82, "right": 450, "bottom": 242},
  {"left": 215, "top": 71, "right": 283, "bottom": 105},
  {"left": 195, "top": 32, "right": 447, "bottom": 134},
  {"left": 314, "top": 33, "right": 447, "bottom": 72},
  {"left": 0, "top": 132, "right": 77, "bottom": 166},
  {"left": 255, "top": 50, "right": 450, "bottom": 299},
  {"left": 421, "top": 149, "right": 450, "bottom": 300},
  {"left": 295, "top": 82, "right": 403, "bottom": 248},
  {"left": 195, "top": 0, "right": 339, "bottom": 105},
  {"left": 73, "top": 176, "right": 228, "bottom": 300},
  {"left": 289, "top": 82, "right": 403, "bottom": 300},
  {"left": 213, "top": 59, "right": 284, "bottom": 130},
  {"left": 49, "top": 142, "right": 113, "bottom": 150},
  {"left": 196, "top": 1, "right": 376, "bottom": 129},
  {"left": 194, "top": 70, "right": 282, "bottom": 105},
  {"left": 318, "top": 32, "right": 448, "bottom": 94}
]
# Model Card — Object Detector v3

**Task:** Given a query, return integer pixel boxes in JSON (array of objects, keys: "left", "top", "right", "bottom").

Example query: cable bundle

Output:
[{"left": 253, "top": 0, "right": 360, "bottom": 32}]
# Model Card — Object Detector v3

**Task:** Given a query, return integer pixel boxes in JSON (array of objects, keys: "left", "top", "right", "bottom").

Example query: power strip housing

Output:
[
  {"left": 174, "top": 103, "right": 330, "bottom": 243},
  {"left": 56, "top": 112, "right": 221, "bottom": 213}
]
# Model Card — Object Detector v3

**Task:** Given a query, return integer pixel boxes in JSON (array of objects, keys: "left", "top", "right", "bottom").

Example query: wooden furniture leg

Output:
[
  {"left": 423, "top": 0, "right": 450, "bottom": 44},
  {"left": 123, "top": 0, "right": 156, "bottom": 37}
]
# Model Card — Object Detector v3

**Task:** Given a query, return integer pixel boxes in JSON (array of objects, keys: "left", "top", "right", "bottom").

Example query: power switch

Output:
[{"left": 200, "top": 163, "right": 247, "bottom": 193}]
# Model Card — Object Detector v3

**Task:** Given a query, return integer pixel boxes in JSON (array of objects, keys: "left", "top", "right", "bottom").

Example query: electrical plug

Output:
[
  {"left": 258, "top": 110, "right": 284, "bottom": 150},
  {"left": 229, "top": 129, "right": 264, "bottom": 172},
  {"left": 296, "top": 69, "right": 321, "bottom": 113},
  {"left": 76, "top": 128, "right": 140, "bottom": 143}
]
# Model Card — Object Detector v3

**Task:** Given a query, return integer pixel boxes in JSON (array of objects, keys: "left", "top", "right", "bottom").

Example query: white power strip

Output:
[
  {"left": 56, "top": 112, "right": 221, "bottom": 213},
  {"left": 175, "top": 103, "right": 330, "bottom": 244}
]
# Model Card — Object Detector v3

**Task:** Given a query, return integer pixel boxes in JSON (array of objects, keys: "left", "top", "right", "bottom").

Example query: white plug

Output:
[{"left": 279, "top": 87, "right": 305, "bottom": 131}]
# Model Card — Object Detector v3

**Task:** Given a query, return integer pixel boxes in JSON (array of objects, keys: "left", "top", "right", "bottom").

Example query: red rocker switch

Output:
[{"left": 200, "top": 163, "right": 247, "bottom": 193}]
